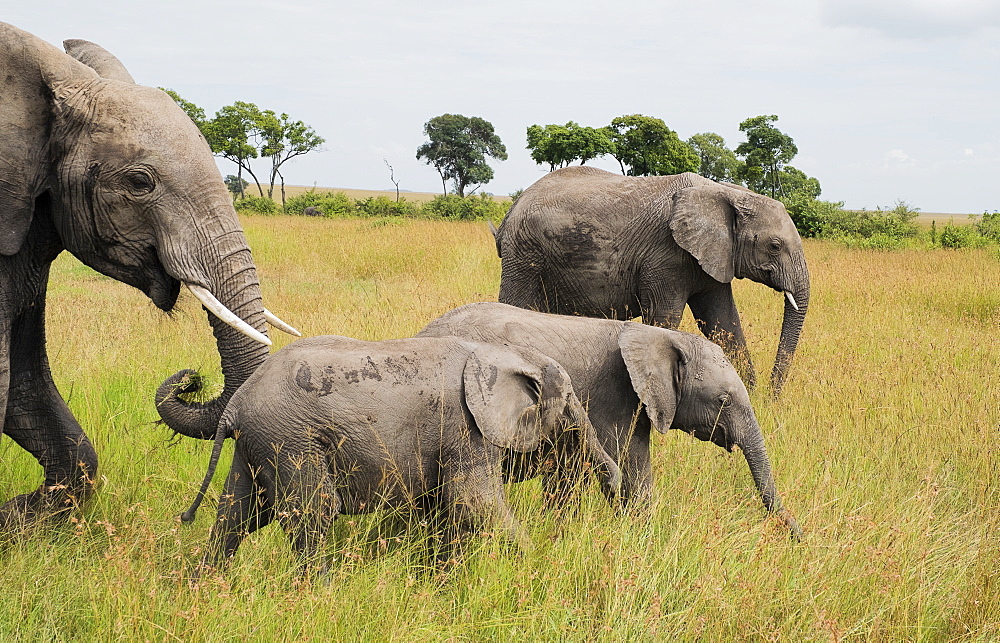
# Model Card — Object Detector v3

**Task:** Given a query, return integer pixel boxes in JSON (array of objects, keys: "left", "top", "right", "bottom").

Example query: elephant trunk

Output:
[
  {"left": 732, "top": 407, "right": 801, "bottom": 540},
  {"left": 770, "top": 267, "right": 809, "bottom": 396},
  {"left": 155, "top": 240, "right": 270, "bottom": 440}
]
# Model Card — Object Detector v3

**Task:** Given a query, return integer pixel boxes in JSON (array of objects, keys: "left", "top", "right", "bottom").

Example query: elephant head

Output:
[
  {"left": 0, "top": 24, "right": 295, "bottom": 439},
  {"left": 618, "top": 322, "right": 801, "bottom": 538},
  {"left": 463, "top": 344, "right": 621, "bottom": 500},
  {"left": 669, "top": 178, "right": 810, "bottom": 395}
]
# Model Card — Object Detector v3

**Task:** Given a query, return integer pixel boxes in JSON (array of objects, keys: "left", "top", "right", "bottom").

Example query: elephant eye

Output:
[
  {"left": 123, "top": 169, "right": 155, "bottom": 196},
  {"left": 768, "top": 238, "right": 782, "bottom": 254}
]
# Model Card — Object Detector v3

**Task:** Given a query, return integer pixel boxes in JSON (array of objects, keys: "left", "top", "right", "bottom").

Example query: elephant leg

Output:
[
  {"left": 0, "top": 293, "right": 97, "bottom": 529},
  {"left": 638, "top": 286, "right": 686, "bottom": 329},
  {"left": 198, "top": 450, "right": 274, "bottom": 575},
  {"left": 275, "top": 463, "right": 339, "bottom": 576},
  {"left": 540, "top": 432, "right": 587, "bottom": 514},
  {"left": 439, "top": 455, "right": 530, "bottom": 565},
  {"left": 616, "top": 419, "right": 653, "bottom": 511},
  {"left": 687, "top": 285, "right": 756, "bottom": 390}
]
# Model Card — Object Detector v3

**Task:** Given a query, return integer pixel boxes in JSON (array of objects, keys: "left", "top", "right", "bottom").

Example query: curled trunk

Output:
[{"left": 155, "top": 245, "right": 269, "bottom": 439}]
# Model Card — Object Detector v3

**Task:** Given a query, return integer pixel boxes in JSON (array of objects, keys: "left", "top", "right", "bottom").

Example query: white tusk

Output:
[
  {"left": 186, "top": 284, "right": 272, "bottom": 346},
  {"left": 264, "top": 308, "right": 302, "bottom": 337},
  {"left": 784, "top": 291, "right": 799, "bottom": 311}
]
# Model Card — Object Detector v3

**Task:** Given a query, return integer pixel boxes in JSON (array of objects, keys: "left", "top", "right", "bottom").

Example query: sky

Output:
[{"left": 8, "top": 0, "right": 1000, "bottom": 214}]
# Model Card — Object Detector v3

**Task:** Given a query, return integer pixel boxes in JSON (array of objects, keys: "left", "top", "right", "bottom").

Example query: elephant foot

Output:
[{"left": 0, "top": 482, "right": 93, "bottom": 532}]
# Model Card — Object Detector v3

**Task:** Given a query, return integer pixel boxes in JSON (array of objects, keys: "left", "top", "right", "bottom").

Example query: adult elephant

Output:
[
  {"left": 0, "top": 23, "right": 295, "bottom": 527},
  {"left": 493, "top": 166, "right": 809, "bottom": 394}
]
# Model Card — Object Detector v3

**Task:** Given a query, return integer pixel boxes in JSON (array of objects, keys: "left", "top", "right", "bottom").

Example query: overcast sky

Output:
[{"left": 9, "top": 0, "right": 1000, "bottom": 213}]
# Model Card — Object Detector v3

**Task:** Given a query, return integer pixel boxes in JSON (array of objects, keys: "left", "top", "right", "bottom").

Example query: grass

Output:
[{"left": 0, "top": 216, "right": 998, "bottom": 639}]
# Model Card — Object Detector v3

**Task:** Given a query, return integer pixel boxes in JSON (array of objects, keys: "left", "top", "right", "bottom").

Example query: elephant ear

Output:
[
  {"left": 464, "top": 345, "right": 565, "bottom": 453},
  {"left": 0, "top": 25, "right": 97, "bottom": 255},
  {"left": 668, "top": 184, "right": 740, "bottom": 283},
  {"left": 618, "top": 322, "right": 690, "bottom": 433},
  {"left": 63, "top": 39, "right": 136, "bottom": 83}
]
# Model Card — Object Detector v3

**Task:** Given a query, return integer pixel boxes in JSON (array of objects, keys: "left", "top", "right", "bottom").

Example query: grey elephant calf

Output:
[
  {"left": 181, "top": 335, "right": 621, "bottom": 573},
  {"left": 418, "top": 302, "right": 801, "bottom": 538}
]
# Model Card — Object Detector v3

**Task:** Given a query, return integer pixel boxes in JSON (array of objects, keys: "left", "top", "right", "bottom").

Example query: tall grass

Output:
[{"left": 0, "top": 217, "right": 997, "bottom": 639}]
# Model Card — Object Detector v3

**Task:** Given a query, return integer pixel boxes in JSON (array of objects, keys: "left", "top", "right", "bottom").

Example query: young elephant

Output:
[
  {"left": 181, "top": 335, "right": 621, "bottom": 573},
  {"left": 417, "top": 302, "right": 801, "bottom": 538}
]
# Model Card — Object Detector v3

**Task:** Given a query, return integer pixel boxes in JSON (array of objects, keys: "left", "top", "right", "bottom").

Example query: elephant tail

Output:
[{"left": 180, "top": 405, "right": 236, "bottom": 524}]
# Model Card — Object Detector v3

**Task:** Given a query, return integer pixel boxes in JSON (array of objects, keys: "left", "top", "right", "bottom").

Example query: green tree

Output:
[
  {"left": 258, "top": 110, "right": 324, "bottom": 206},
  {"left": 526, "top": 121, "right": 614, "bottom": 171},
  {"left": 203, "top": 101, "right": 267, "bottom": 198},
  {"left": 161, "top": 88, "right": 206, "bottom": 127},
  {"left": 416, "top": 114, "right": 508, "bottom": 197},
  {"left": 605, "top": 114, "right": 699, "bottom": 176},
  {"left": 778, "top": 166, "right": 821, "bottom": 199},
  {"left": 223, "top": 174, "right": 248, "bottom": 200},
  {"left": 687, "top": 132, "right": 742, "bottom": 184},
  {"left": 735, "top": 114, "right": 798, "bottom": 198}
]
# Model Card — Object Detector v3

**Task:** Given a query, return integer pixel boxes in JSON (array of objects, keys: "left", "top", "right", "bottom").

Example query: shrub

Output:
[
  {"left": 422, "top": 194, "right": 509, "bottom": 221},
  {"left": 355, "top": 195, "right": 420, "bottom": 218},
  {"left": 819, "top": 200, "right": 920, "bottom": 240},
  {"left": 234, "top": 195, "right": 279, "bottom": 215},
  {"left": 283, "top": 190, "right": 357, "bottom": 217},
  {"left": 939, "top": 219, "right": 993, "bottom": 249},
  {"left": 781, "top": 194, "right": 843, "bottom": 238},
  {"left": 975, "top": 210, "right": 1000, "bottom": 242}
]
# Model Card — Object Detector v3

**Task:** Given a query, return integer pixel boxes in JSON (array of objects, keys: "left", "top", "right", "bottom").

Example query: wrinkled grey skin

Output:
[
  {"left": 419, "top": 303, "right": 801, "bottom": 539},
  {"left": 0, "top": 24, "right": 270, "bottom": 527},
  {"left": 494, "top": 166, "right": 810, "bottom": 395},
  {"left": 181, "top": 335, "right": 621, "bottom": 573}
]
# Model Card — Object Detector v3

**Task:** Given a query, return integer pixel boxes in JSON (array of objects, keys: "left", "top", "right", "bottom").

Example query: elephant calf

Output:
[
  {"left": 181, "top": 335, "right": 621, "bottom": 574},
  {"left": 418, "top": 302, "right": 801, "bottom": 538}
]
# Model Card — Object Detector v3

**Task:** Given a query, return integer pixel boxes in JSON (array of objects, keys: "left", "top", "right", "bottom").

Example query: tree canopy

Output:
[
  {"left": 525, "top": 121, "right": 614, "bottom": 171},
  {"left": 605, "top": 114, "right": 699, "bottom": 176},
  {"left": 164, "top": 91, "right": 323, "bottom": 204},
  {"left": 735, "top": 114, "right": 798, "bottom": 198},
  {"left": 416, "top": 114, "right": 508, "bottom": 197},
  {"left": 258, "top": 110, "right": 325, "bottom": 203},
  {"left": 687, "top": 132, "right": 742, "bottom": 184}
]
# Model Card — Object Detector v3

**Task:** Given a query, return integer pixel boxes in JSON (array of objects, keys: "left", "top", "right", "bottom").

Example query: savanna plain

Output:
[{"left": 0, "top": 215, "right": 997, "bottom": 640}]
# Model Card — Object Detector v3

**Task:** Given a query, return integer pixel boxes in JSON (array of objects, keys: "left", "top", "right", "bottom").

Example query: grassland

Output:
[{"left": 0, "top": 215, "right": 997, "bottom": 639}]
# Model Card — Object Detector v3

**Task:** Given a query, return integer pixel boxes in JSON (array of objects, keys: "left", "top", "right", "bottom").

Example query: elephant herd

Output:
[{"left": 0, "top": 23, "right": 806, "bottom": 577}]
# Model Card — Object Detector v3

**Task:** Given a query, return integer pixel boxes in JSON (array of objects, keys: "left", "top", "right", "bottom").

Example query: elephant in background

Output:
[
  {"left": 179, "top": 335, "right": 622, "bottom": 573},
  {"left": 0, "top": 23, "right": 296, "bottom": 527},
  {"left": 418, "top": 303, "right": 801, "bottom": 539},
  {"left": 493, "top": 166, "right": 810, "bottom": 395}
]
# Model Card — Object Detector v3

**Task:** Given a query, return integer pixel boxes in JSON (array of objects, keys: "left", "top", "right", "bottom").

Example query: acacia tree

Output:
[
  {"left": 258, "top": 110, "right": 324, "bottom": 206},
  {"left": 687, "top": 132, "right": 742, "bottom": 184},
  {"left": 605, "top": 114, "right": 699, "bottom": 176},
  {"left": 161, "top": 88, "right": 206, "bottom": 127},
  {"left": 735, "top": 114, "right": 798, "bottom": 198},
  {"left": 416, "top": 114, "right": 507, "bottom": 197},
  {"left": 526, "top": 121, "right": 614, "bottom": 171}
]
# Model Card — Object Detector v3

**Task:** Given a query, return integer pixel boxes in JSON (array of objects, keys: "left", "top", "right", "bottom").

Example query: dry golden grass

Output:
[{"left": 0, "top": 217, "right": 996, "bottom": 639}]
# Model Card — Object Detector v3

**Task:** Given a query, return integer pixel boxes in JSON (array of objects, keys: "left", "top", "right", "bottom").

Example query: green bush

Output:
[
  {"left": 975, "top": 210, "right": 1000, "bottom": 242},
  {"left": 234, "top": 195, "right": 279, "bottom": 215},
  {"left": 781, "top": 194, "right": 843, "bottom": 238},
  {"left": 819, "top": 200, "right": 920, "bottom": 240},
  {"left": 422, "top": 194, "right": 509, "bottom": 221},
  {"left": 939, "top": 220, "right": 993, "bottom": 249},
  {"left": 355, "top": 195, "right": 420, "bottom": 218},
  {"left": 283, "top": 190, "right": 358, "bottom": 217}
]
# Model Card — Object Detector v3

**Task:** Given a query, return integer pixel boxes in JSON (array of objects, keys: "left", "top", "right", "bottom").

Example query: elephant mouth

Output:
[{"left": 147, "top": 269, "right": 181, "bottom": 312}]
